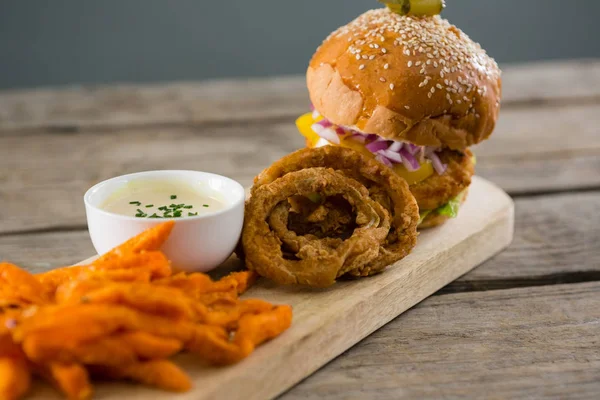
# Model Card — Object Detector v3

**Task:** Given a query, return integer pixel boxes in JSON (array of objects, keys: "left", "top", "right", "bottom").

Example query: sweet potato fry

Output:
[
  {"left": 78, "top": 283, "right": 196, "bottom": 320},
  {"left": 90, "top": 251, "right": 172, "bottom": 280},
  {"left": 153, "top": 272, "right": 214, "bottom": 296},
  {"left": 47, "top": 363, "right": 92, "bottom": 400},
  {"left": 36, "top": 267, "right": 86, "bottom": 300},
  {"left": 1, "top": 222, "right": 292, "bottom": 398},
  {"left": 14, "top": 305, "right": 135, "bottom": 344},
  {"left": 93, "top": 221, "right": 175, "bottom": 265},
  {"left": 118, "top": 332, "right": 183, "bottom": 360},
  {"left": 234, "top": 305, "right": 293, "bottom": 350},
  {"left": 97, "top": 360, "right": 191, "bottom": 392},
  {"left": 213, "top": 271, "right": 258, "bottom": 295},
  {"left": 186, "top": 324, "right": 250, "bottom": 365},
  {"left": 0, "top": 356, "right": 31, "bottom": 400},
  {"left": 54, "top": 279, "right": 106, "bottom": 305},
  {"left": 0, "top": 262, "right": 48, "bottom": 305},
  {"left": 18, "top": 305, "right": 196, "bottom": 363},
  {"left": 38, "top": 253, "right": 167, "bottom": 301}
]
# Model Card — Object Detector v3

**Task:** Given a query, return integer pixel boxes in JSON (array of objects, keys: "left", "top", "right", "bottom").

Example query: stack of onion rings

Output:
[{"left": 242, "top": 146, "right": 419, "bottom": 287}]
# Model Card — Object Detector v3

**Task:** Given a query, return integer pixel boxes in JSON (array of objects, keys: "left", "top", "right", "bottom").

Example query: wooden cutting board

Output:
[{"left": 29, "top": 176, "right": 514, "bottom": 400}]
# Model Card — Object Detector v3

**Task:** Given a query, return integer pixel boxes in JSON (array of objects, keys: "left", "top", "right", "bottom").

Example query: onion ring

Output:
[{"left": 243, "top": 147, "right": 419, "bottom": 287}]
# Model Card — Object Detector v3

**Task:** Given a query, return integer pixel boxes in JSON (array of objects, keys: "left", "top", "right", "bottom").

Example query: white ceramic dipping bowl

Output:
[{"left": 84, "top": 170, "right": 245, "bottom": 272}]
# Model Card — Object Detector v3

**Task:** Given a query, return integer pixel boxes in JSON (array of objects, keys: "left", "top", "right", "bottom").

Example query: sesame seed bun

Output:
[{"left": 307, "top": 8, "right": 501, "bottom": 150}]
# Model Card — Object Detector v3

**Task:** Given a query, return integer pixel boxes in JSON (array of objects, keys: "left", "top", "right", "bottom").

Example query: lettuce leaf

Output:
[
  {"left": 435, "top": 189, "right": 467, "bottom": 218},
  {"left": 418, "top": 209, "right": 433, "bottom": 225}
]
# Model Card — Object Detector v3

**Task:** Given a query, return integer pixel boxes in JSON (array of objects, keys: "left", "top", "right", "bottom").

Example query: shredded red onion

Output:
[
  {"left": 427, "top": 151, "right": 448, "bottom": 175},
  {"left": 307, "top": 112, "right": 449, "bottom": 175},
  {"left": 399, "top": 148, "right": 420, "bottom": 171},
  {"left": 405, "top": 143, "right": 420, "bottom": 155},
  {"left": 378, "top": 149, "right": 403, "bottom": 163},
  {"left": 365, "top": 140, "right": 389, "bottom": 152},
  {"left": 315, "top": 127, "right": 340, "bottom": 145},
  {"left": 316, "top": 119, "right": 333, "bottom": 129},
  {"left": 375, "top": 154, "right": 393, "bottom": 167},
  {"left": 388, "top": 141, "right": 403, "bottom": 152}
]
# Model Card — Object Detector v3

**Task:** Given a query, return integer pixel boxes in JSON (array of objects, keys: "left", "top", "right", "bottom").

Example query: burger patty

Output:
[{"left": 410, "top": 148, "right": 474, "bottom": 211}]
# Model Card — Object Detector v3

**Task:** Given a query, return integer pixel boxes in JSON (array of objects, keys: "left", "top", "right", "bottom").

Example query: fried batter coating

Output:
[
  {"left": 410, "top": 148, "right": 474, "bottom": 211},
  {"left": 245, "top": 168, "right": 391, "bottom": 287},
  {"left": 244, "top": 147, "right": 419, "bottom": 286}
]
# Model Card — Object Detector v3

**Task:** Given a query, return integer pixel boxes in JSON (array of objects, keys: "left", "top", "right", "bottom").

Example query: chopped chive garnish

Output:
[
  {"left": 158, "top": 206, "right": 168, "bottom": 211},
  {"left": 149, "top": 213, "right": 161, "bottom": 218},
  {"left": 129, "top": 201, "right": 141, "bottom": 206},
  {"left": 145, "top": 204, "right": 154, "bottom": 208},
  {"left": 177, "top": 203, "right": 185, "bottom": 207},
  {"left": 183, "top": 205, "right": 193, "bottom": 209},
  {"left": 169, "top": 204, "right": 178, "bottom": 208},
  {"left": 170, "top": 195, "right": 177, "bottom": 200},
  {"left": 203, "top": 204, "right": 209, "bottom": 207},
  {"left": 188, "top": 212, "right": 198, "bottom": 216}
]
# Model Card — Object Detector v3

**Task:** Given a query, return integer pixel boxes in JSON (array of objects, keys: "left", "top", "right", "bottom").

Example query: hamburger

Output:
[{"left": 296, "top": 3, "right": 501, "bottom": 227}]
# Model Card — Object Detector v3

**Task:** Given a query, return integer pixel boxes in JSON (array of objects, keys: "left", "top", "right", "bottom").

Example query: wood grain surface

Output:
[
  {"left": 1, "top": 102, "right": 600, "bottom": 234},
  {"left": 1, "top": 59, "right": 599, "bottom": 399},
  {"left": 26, "top": 177, "right": 515, "bottom": 400},
  {"left": 1, "top": 60, "right": 599, "bottom": 131},
  {"left": 282, "top": 282, "right": 600, "bottom": 400}
]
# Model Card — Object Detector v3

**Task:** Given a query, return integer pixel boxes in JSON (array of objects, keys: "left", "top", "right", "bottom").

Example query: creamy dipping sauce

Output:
[{"left": 101, "top": 179, "right": 225, "bottom": 218}]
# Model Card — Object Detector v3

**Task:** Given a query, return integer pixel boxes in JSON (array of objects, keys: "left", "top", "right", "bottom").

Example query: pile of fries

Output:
[{"left": 0, "top": 221, "right": 292, "bottom": 399}]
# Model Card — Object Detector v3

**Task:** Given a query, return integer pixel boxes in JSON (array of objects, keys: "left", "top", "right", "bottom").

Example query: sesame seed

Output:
[
  {"left": 430, "top": 87, "right": 436, "bottom": 93},
  {"left": 384, "top": 63, "right": 390, "bottom": 69},
  {"left": 373, "top": 43, "right": 379, "bottom": 49},
  {"left": 405, "top": 105, "right": 410, "bottom": 110},
  {"left": 390, "top": 83, "right": 395, "bottom": 90},
  {"left": 380, "top": 77, "right": 386, "bottom": 82},
  {"left": 408, "top": 61, "right": 413, "bottom": 67},
  {"left": 362, "top": 55, "right": 368, "bottom": 60},
  {"left": 356, "top": 54, "right": 361, "bottom": 60},
  {"left": 419, "top": 81, "right": 427, "bottom": 88},
  {"left": 436, "top": 84, "right": 443, "bottom": 89},
  {"left": 382, "top": 48, "right": 387, "bottom": 53},
  {"left": 369, "top": 55, "right": 375, "bottom": 60},
  {"left": 427, "top": 92, "right": 433, "bottom": 98},
  {"left": 457, "top": 100, "right": 462, "bottom": 104},
  {"left": 415, "top": 61, "right": 422, "bottom": 66},
  {"left": 359, "top": 64, "right": 365, "bottom": 70},
  {"left": 426, "top": 60, "right": 431, "bottom": 65}
]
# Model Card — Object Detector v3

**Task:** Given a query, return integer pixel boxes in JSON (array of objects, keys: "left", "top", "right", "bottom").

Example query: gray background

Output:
[{"left": 0, "top": 0, "right": 597, "bottom": 90}]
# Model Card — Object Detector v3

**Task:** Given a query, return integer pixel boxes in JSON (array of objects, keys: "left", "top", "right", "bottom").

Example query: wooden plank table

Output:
[{"left": 1, "top": 59, "right": 599, "bottom": 399}]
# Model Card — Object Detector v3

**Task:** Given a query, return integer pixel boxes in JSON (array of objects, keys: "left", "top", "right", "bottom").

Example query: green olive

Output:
[{"left": 378, "top": 0, "right": 445, "bottom": 16}]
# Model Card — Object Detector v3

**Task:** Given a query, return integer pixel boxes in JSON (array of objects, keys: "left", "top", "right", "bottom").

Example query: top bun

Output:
[{"left": 307, "top": 8, "right": 501, "bottom": 150}]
